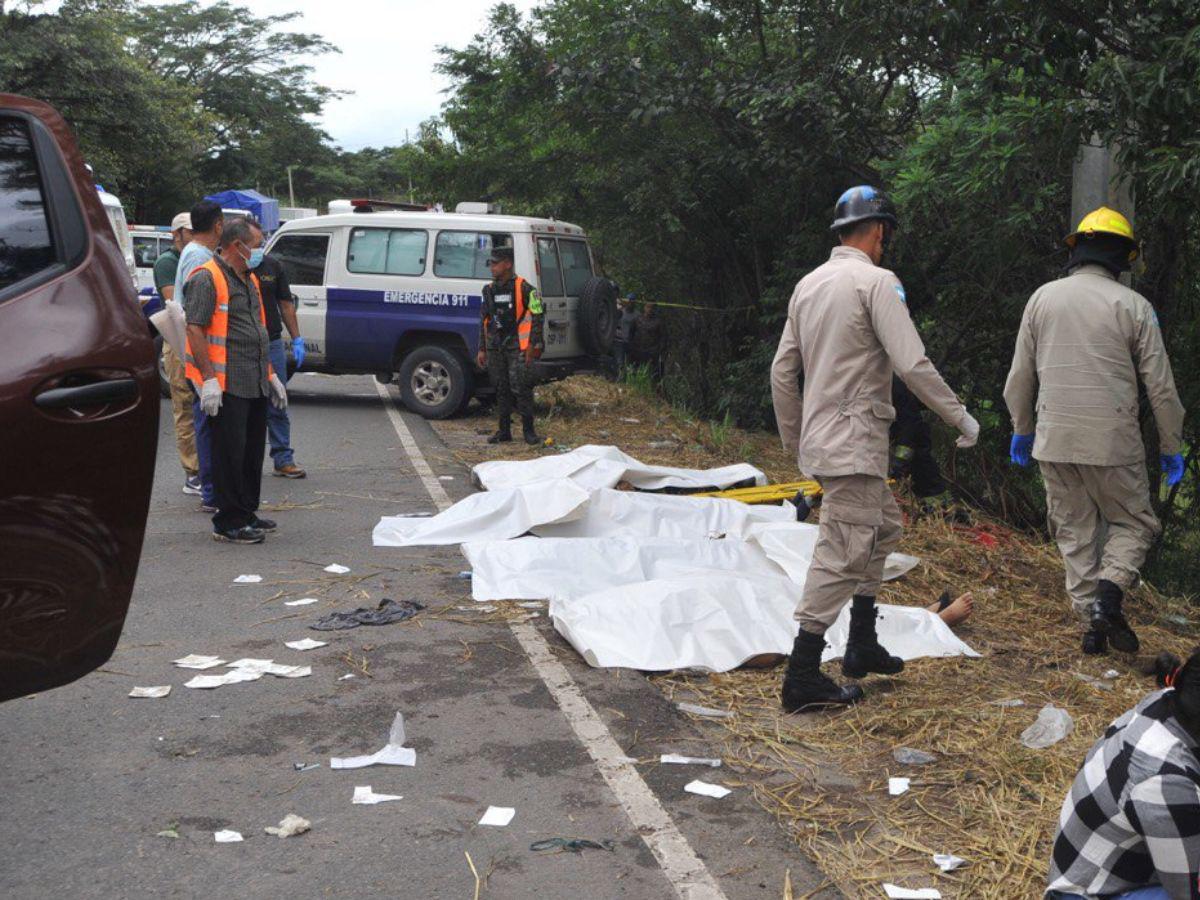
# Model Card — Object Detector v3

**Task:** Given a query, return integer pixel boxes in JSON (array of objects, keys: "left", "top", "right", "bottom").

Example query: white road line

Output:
[{"left": 375, "top": 383, "right": 728, "bottom": 900}]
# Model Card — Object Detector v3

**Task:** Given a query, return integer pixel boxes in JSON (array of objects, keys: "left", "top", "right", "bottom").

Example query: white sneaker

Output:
[{"left": 182, "top": 475, "right": 202, "bottom": 496}]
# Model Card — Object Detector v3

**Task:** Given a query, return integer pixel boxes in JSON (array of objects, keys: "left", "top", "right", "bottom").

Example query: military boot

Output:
[
  {"left": 841, "top": 595, "right": 905, "bottom": 678},
  {"left": 1081, "top": 628, "right": 1108, "bottom": 655},
  {"left": 781, "top": 630, "right": 864, "bottom": 712},
  {"left": 1089, "top": 579, "right": 1139, "bottom": 654},
  {"left": 487, "top": 419, "right": 512, "bottom": 444},
  {"left": 522, "top": 415, "right": 540, "bottom": 445}
]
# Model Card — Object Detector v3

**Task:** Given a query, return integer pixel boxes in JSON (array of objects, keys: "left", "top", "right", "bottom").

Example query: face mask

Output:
[{"left": 248, "top": 248, "right": 265, "bottom": 269}]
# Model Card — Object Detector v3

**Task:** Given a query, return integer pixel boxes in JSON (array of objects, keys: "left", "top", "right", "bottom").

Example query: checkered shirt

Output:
[{"left": 1047, "top": 690, "right": 1200, "bottom": 899}]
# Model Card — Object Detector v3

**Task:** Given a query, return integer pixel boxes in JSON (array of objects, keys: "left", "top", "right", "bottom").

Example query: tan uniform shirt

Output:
[
  {"left": 1003, "top": 265, "right": 1184, "bottom": 466},
  {"left": 770, "top": 246, "right": 969, "bottom": 479}
]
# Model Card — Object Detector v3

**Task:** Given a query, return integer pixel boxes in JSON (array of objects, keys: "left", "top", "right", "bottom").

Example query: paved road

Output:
[{"left": 0, "top": 374, "right": 830, "bottom": 900}]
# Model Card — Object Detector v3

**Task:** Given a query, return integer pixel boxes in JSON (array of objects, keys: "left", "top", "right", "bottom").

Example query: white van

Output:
[
  {"left": 263, "top": 204, "right": 617, "bottom": 418},
  {"left": 130, "top": 225, "right": 172, "bottom": 293},
  {"left": 97, "top": 189, "right": 137, "bottom": 291}
]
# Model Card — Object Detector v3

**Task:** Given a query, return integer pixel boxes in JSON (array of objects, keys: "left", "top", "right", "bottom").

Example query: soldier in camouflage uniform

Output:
[{"left": 475, "top": 245, "right": 545, "bottom": 445}]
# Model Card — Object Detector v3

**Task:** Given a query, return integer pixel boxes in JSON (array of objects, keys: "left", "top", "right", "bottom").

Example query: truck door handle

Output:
[
  {"left": 302, "top": 300, "right": 319, "bottom": 307},
  {"left": 35, "top": 376, "right": 139, "bottom": 409}
]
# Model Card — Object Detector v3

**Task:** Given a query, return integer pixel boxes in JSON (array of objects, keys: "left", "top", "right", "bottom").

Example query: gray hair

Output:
[{"left": 221, "top": 217, "right": 262, "bottom": 249}]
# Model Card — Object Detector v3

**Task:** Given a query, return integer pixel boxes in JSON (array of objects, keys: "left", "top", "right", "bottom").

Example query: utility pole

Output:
[
  {"left": 1071, "top": 138, "right": 1134, "bottom": 282},
  {"left": 286, "top": 166, "right": 296, "bottom": 207}
]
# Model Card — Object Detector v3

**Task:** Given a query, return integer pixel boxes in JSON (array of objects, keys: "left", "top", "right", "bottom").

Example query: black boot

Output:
[
  {"left": 522, "top": 415, "right": 540, "bottom": 445},
  {"left": 1081, "top": 628, "right": 1108, "bottom": 655},
  {"left": 1091, "top": 579, "right": 1139, "bottom": 653},
  {"left": 841, "top": 595, "right": 905, "bottom": 678},
  {"left": 781, "top": 630, "right": 864, "bottom": 712},
  {"left": 487, "top": 419, "right": 512, "bottom": 444}
]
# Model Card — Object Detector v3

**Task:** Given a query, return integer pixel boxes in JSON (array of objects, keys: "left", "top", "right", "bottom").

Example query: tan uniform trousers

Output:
[
  {"left": 162, "top": 343, "right": 199, "bottom": 477},
  {"left": 796, "top": 474, "right": 903, "bottom": 634},
  {"left": 1039, "top": 461, "right": 1160, "bottom": 617}
]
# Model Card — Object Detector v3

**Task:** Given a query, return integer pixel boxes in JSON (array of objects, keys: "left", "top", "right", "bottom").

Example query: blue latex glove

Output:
[
  {"left": 291, "top": 336, "right": 306, "bottom": 370},
  {"left": 1161, "top": 453, "right": 1185, "bottom": 487},
  {"left": 1009, "top": 433, "right": 1034, "bottom": 467}
]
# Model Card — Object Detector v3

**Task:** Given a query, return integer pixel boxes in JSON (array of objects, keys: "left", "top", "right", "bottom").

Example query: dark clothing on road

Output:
[
  {"left": 890, "top": 376, "right": 946, "bottom": 499},
  {"left": 208, "top": 393, "right": 268, "bottom": 533},
  {"left": 255, "top": 254, "right": 293, "bottom": 340},
  {"left": 183, "top": 254, "right": 271, "bottom": 400}
]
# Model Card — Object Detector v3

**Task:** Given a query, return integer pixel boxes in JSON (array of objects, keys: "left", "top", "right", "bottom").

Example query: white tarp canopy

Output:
[
  {"left": 372, "top": 480, "right": 589, "bottom": 547},
  {"left": 472, "top": 444, "right": 766, "bottom": 493}
]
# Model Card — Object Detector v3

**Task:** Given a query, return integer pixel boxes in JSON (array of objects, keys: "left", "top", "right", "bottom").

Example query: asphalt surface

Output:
[{"left": 0, "top": 373, "right": 832, "bottom": 900}]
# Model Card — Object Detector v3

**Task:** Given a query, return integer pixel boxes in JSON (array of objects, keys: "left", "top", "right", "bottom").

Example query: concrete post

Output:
[{"left": 1072, "top": 138, "right": 1135, "bottom": 283}]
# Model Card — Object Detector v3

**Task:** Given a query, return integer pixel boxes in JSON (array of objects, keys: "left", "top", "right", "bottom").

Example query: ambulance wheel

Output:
[
  {"left": 578, "top": 276, "right": 617, "bottom": 356},
  {"left": 154, "top": 335, "right": 171, "bottom": 399},
  {"left": 398, "top": 345, "right": 472, "bottom": 419}
]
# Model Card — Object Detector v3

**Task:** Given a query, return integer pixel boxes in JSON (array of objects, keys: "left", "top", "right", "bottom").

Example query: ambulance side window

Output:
[
  {"left": 536, "top": 237, "right": 564, "bottom": 297},
  {"left": 347, "top": 228, "right": 426, "bottom": 276},
  {"left": 434, "top": 231, "right": 512, "bottom": 280},
  {"left": 558, "top": 239, "right": 593, "bottom": 297},
  {"left": 270, "top": 233, "right": 329, "bottom": 285}
]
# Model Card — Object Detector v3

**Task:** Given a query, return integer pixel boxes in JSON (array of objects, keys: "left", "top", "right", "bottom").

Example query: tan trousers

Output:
[
  {"left": 163, "top": 343, "right": 199, "bottom": 476},
  {"left": 796, "top": 474, "right": 903, "bottom": 634},
  {"left": 1039, "top": 461, "right": 1160, "bottom": 617}
]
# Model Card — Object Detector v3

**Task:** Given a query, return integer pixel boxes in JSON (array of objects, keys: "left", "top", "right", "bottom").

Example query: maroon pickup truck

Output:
[{"left": 0, "top": 95, "right": 158, "bottom": 702}]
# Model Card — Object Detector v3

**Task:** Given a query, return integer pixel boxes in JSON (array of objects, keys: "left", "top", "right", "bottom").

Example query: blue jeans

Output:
[
  {"left": 267, "top": 338, "right": 294, "bottom": 468},
  {"left": 1055, "top": 888, "right": 1168, "bottom": 899},
  {"left": 191, "top": 393, "right": 214, "bottom": 506}
]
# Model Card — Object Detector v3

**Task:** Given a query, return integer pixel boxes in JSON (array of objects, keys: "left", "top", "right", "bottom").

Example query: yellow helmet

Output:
[{"left": 1065, "top": 206, "right": 1139, "bottom": 260}]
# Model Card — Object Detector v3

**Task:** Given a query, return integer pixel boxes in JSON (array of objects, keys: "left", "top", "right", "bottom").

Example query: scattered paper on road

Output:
[
  {"left": 213, "top": 830, "right": 243, "bottom": 843},
  {"left": 478, "top": 806, "right": 515, "bottom": 827},
  {"left": 684, "top": 780, "right": 731, "bottom": 799},
  {"left": 661, "top": 754, "right": 721, "bottom": 767},
  {"left": 285, "top": 597, "right": 320, "bottom": 607},
  {"left": 233, "top": 574, "right": 262, "bottom": 584},
  {"left": 184, "top": 670, "right": 263, "bottom": 689},
  {"left": 324, "top": 564, "right": 351, "bottom": 574},
  {"left": 264, "top": 814, "right": 311, "bottom": 838},
  {"left": 129, "top": 686, "right": 171, "bottom": 699},
  {"left": 285, "top": 638, "right": 328, "bottom": 651},
  {"left": 331, "top": 712, "right": 415, "bottom": 769},
  {"left": 883, "top": 886, "right": 941, "bottom": 899},
  {"left": 932, "top": 854, "right": 967, "bottom": 872},
  {"left": 338, "top": 674, "right": 356, "bottom": 681},
  {"left": 226, "top": 659, "right": 311, "bottom": 678},
  {"left": 352, "top": 786, "right": 403, "bottom": 805},
  {"left": 677, "top": 703, "right": 733, "bottom": 719},
  {"left": 173, "top": 655, "right": 225, "bottom": 669},
  {"left": 889, "top": 777, "right": 911, "bottom": 796}
]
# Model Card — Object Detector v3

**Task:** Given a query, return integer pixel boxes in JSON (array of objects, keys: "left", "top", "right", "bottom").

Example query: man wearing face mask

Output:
[
  {"left": 770, "top": 185, "right": 980, "bottom": 712},
  {"left": 183, "top": 217, "right": 288, "bottom": 544}
]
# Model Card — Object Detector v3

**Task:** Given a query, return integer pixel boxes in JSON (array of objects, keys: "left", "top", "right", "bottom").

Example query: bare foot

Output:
[{"left": 929, "top": 592, "right": 974, "bottom": 628}]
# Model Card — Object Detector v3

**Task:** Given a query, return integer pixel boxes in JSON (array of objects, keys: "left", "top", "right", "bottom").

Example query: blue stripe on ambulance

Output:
[{"left": 326, "top": 288, "right": 483, "bottom": 369}]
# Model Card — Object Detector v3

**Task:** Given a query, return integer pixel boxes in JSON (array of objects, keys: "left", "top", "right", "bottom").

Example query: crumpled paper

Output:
[
  {"left": 264, "top": 814, "right": 310, "bottom": 837},
  {"left": 331, "top": 712, "right": 416, "bottom": 769},
  {"left": 1020, "top": 705, "right": 1074, "bottom": 750}
]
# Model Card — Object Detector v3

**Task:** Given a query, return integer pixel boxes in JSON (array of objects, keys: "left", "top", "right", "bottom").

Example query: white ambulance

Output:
[{"left": 262, "top": 201, "right": 617, "bottom": 418}]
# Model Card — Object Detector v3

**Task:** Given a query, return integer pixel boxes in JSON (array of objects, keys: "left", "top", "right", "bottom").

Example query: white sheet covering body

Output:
[
  {"left": 372, "top": 480, "right": 589, "bottom": 546},
  {"left": 472, "top": 445, "right": 766, "bottom": 493},
  {"left": 463, "top": 536, "right": 786, "bottom": 602},
  {"left": 532, "top": 489, "right": 794, "bottom": 540}
]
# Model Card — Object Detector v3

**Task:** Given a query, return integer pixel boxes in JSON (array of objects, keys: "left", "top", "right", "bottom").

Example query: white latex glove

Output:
[
  {"left": 200, "top": 377, "right": 222, "bottom": 417},
  {"left": 269, "top": 373, "right": 288, "bottom": 410},
  {"left": 955, "top": 410, "right": 980, "bottom": 449}
]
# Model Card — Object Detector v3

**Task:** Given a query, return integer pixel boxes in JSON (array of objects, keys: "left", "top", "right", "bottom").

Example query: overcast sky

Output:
[{"left": 241, "top": 0, "right": 540, "bottom": 151}]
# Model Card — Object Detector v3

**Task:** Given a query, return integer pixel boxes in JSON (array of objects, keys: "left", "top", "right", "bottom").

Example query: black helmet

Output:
[{"left": 830, "top": 185, "right": 898, "bottom": 232}]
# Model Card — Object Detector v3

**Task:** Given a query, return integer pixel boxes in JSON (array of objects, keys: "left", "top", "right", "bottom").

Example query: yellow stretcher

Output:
[{"left": 693, "top": 480, "right": 822, "bottom": 504}]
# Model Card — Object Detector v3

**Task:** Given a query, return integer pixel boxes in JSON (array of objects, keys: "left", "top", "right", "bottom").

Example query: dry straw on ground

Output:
[{"left": 433, "top": 375, "right": 1198, "bottom": 899}]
